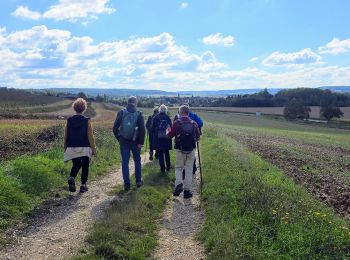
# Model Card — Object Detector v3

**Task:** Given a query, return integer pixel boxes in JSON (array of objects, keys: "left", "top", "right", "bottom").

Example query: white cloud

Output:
[
  {"left": 1, "top": 26, "right": 350, "bottom": 90},
  {"left": 11, "top": 0, "right": 115, "bottom": 23},
  {"left": 202, "top": 33, "right": 235, "bottom": 47},
  {"left": 0, "top": 26, "right": 228, "bottom": 89},
  {"left": 318, "top": 38, "right": 350, "bottom": 55},
  {"left": 180, "top": 2, "right": 189, "bottom": 9},
  {"left": 11, "top": 6, "right": 41, "bottom": 20},
  {"left": 249, "top": 57, "right": 259, "bottom": 62},
  {"left": 43, "top": 0, "right": 115, "bottom": 22},
  {"left": 262, "top": 48, "right": 321, "bottom": 66}
]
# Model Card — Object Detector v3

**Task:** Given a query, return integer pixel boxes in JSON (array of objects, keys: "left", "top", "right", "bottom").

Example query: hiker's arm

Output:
[
  {"left": 167, "top": 121, "right": 179, "bottom": 139},
  {"left": 112, "top": 111, "right": 122, "bottom": 140},
  {"left": 64, "top": 124, "right": 68, "bottom": 150},
  {"left": 193, "top": 113, "right": 203, "bottom": 128},
  {"left": 137, "top": 113, "right": 146, "bottom": 146},
  {"left": 87, "top": 120, "right": 96, "bottom": 152}
]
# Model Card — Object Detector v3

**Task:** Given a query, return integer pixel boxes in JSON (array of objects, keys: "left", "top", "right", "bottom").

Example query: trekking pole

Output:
[
  {"left": 144, "top": 131, "right": 149, "bottom": 163},
  {"left": 196, "top": 141, "right": 203, "bottom": 191}
]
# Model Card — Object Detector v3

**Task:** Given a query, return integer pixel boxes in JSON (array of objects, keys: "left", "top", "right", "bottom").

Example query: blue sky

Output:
[{"left": 0, "top": 0, "right": 349, "bottom": 90}]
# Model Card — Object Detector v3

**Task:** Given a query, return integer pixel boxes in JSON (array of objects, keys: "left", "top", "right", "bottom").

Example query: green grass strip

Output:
[
  {"left": 199, "top": 129, "right": 350, "bottom": 259},
  {"left": 76, "top": 161, "right": 173, "bottom": 259},
  {"left": 0, "top": 126, "right": 120, "bottom": 245}
]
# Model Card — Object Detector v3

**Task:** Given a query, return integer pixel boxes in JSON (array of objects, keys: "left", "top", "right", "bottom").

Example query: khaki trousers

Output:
[{"left": 175, "top": 149, "right": 195, "bottom": 191}]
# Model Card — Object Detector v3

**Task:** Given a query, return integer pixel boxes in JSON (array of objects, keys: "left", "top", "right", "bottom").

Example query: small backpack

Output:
[
  {"left": 157, "top": 119, "right": 169, "bottom": 139},
  {"left": 178, "top": 119, "right": 195, "bottom": 153},
  {"left": 119, "top": 110, "right": 140, "bottom": 140}
]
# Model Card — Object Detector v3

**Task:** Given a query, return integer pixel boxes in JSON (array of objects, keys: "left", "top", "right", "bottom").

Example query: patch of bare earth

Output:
[
  {"left": 230, "top": 131, "right": 350, "bottom": 218},
  {"left": 153, "top": 156, "right": 205, "bottom": 260},
  {"left": 0, "top": 158, "right": 149, "bottom": 260}
]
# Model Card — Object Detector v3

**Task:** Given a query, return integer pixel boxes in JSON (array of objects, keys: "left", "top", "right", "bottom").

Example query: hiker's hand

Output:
[
  {"left": 137, "top": 144, "right": 143, "bottom": 149},
  {"left": 92, "top": 148, "right": 97, "bottom": 156}
]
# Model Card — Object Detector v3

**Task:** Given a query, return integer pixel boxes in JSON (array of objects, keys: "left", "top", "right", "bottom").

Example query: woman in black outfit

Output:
[{"left": 151, "top": 104, "right": 172, "bottom": 173}]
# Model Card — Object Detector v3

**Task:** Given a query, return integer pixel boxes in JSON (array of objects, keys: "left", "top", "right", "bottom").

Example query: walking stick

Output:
[
  {"left": 144, "top": 131, "right": 149, "bottom": 163},
  {"left": 196, "top": 141, "right": 203, "bottom": 191}
]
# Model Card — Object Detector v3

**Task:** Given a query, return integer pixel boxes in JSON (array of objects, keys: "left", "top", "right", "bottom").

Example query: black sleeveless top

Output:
[{"left": 66, "top": 115, "right": 91, "bottom": 147}]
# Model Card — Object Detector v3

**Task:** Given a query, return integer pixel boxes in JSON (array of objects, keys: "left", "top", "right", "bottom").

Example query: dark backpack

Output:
[
  {"left": 157, "top": 119, "right": 169, "bottom": 139},
  {"left": 119, "top": 109, "right": 140, "bottom": 140},
  {"left": 178, "top": 119, "right": 195, "bottom": 153}
]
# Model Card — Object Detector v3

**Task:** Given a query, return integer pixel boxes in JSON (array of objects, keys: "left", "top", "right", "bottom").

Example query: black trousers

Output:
[
  {"left": 70, "top": 156, "right": 90, "bottom": 184},
  {"left": 157, "top": 150, "right": 170, "bottom": 172}
]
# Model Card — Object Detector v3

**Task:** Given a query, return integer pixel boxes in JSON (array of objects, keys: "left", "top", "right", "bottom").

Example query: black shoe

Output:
[
  {"left": 68, "top": 177, "right": 76, "bottom": 192},
  {"left": 166, "top": 166, "right": 171, "bottom": 172},
  {"left": 161, "top": 169, "right": 166, "bottom": 173},
  {"left": 136, "top": 181, "right": 143, "bottom": 188},
  {"left": 124, "top": 185, "right": 131, "bottom": 191},
  {"left": 184, "top": 190, "right": 193, "bottom": 199},
  {"left": 80, "top": 185, "right": 88, "bottom": 193},
  {"left": 155, "top": 153, "right": 159, "bottom": 159},
  {"left": 173, "top": 183, "right": 183, "bottom": 197},
  {"left": 149, "top": 155, "right": 153, "bottom": 161}
]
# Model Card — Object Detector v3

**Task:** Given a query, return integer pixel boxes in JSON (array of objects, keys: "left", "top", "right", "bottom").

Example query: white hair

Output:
[{"left": 159, "top": 104, "right": 167, "bottom": 113}]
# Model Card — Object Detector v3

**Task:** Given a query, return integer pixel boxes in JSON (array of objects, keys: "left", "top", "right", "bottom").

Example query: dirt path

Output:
[
  {"left": 0, "top": 157, "right": 149, "bottom": 260},
  {"left": 153, "top": 157, "right": 206, "bottom": 260}
]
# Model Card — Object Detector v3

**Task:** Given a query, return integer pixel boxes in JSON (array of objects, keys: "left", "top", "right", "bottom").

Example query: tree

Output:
[
  {"left": 283, "top": 98, "right": 311, "bottom": 120},
  {"left": 320, "top": 105, "right": 344, "bottom": 121},
  {"left": 77, "top": 92, "right": 87, "bottom": 99}
]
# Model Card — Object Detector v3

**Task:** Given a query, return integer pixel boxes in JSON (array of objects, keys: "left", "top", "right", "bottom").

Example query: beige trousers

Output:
[{"left": 175, "top": 149, "right": 196, "bottom": 191}]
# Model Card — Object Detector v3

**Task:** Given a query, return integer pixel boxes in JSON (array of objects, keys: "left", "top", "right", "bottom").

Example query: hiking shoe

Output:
[
  {"left": 124, "top": 185, "right": 131, "bottom": 191},
  {"left": 184, "top": 190, "right": 193, "bottom": 199},
  {"left": 136, "top": 181, "right": 143, "bottom": 188},
  {"left": 173, "top": 183, "right": 183, "bottom": 197},
  {"left": 68, "top": 177, "right": 76, "bottom": 192},
  {"left": 80, "top": 185, "right": 88, "bottom": 193}
]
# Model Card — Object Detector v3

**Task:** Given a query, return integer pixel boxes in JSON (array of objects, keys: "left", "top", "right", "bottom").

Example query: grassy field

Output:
[
  {"left": 192, "top": 106, "right": 350, "bottom": 121},
  {"left": 199, "top": 130, "right": 350, "bottom": 258}
]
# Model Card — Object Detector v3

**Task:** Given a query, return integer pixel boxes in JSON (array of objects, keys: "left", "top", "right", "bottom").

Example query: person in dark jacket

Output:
[
  {"left": 64, "top": 98, "right": 96, "bottom": 193},
  {"left": 113, "top": 96, "right": 145, "bottom": 191},
  {"left": 151, "top": 104, "right": 172, "bottom": 173},
  {"left": 146, "top": 107, "right": 159, "bottom": 161}
]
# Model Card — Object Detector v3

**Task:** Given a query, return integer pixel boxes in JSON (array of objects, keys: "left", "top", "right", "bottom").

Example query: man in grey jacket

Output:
[{"left": 113, "top": 96, "right": 145, "bottom": 191}]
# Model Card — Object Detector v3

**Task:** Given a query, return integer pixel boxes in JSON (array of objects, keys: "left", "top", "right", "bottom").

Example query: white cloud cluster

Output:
[
  {"left": 0, "top": 26, "right": 228, "bottom": 89},
  {"left": 11, "top": 0, "right": 115, "bottom": 23},
  {"left": 202, "top": 33, "right": 235, "bottom": 47},
  {"left": 318, "top": 38, "right": 350, "bottom": 55},
  {"left": 262, "top": 48, "right": 321, "bottom": 66},
  {"left": 180, "top": 2, "right": 189, "bottom": 9},
  {"left": 0, "top": 25, "right": 349, "bottom": 90},
  {"left": 11, "top": 6, "right": 41, "bottom": 20}
]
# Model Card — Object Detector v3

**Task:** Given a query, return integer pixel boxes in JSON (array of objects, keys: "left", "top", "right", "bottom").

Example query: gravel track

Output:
[
  {"left": 153, "top": 156, "right": 205, "bottom": 260},
  {"left": 0, "top": 157, "right": 149, "bottom": 260}
]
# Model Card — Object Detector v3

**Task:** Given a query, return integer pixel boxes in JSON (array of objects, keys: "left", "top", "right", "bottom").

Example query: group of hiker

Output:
[{"left": 63, "top": 96, "right": 203, "bottom": 199}]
